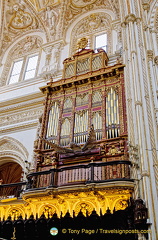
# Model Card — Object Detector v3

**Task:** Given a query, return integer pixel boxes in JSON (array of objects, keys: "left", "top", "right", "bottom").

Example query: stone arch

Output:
[
  {"left": 0, "top": 34, "right": 43, "bottom": 86},
  {"left": 65, "top": 10, "right": 116, "bottom": 56},
  {"left": 0, "top": 136, "right": 29, "bottom": 180}
]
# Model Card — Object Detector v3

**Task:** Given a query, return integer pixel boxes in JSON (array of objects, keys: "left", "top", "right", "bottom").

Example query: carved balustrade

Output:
[{"left": 26, "top": 161, "right": 131, "bottom": 190}]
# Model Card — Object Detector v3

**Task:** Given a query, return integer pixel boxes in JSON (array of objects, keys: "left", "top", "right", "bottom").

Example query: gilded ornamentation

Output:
[
  {"left": 74, "top": 201, "right": 94, "bottom": 216},
  {"left": 114, "top": 199, "right": 128, "bottom": 210},
  {"left": 8, "top": 208, "right": 24, "bottom": 220},
  {"left": 39, "top": 205, "right": 56, "bottom": 218},
  {"left": 77, "top": 37, "right": 88, "bottom": 50},
  {"left": 9, "top": 4, "right": 33, "bottom": 29},
  {"left": 107, "top": 145, "right": 120, "bottom": 155},
  {"left": 14, "top": 189, "right": 132, "bottom": 219}
]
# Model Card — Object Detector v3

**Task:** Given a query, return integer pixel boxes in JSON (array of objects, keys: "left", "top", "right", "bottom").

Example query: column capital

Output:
[
  {"left": 122, "top": 14, "right": 141, "bottom": 26},
  {"left": 142, "top": 3, "right": 150, "bottom": 11}
]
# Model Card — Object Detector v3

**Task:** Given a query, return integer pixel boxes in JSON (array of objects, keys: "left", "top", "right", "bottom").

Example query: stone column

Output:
[{"left": 119, "top": 1, "right": 158, "bottom": 239}]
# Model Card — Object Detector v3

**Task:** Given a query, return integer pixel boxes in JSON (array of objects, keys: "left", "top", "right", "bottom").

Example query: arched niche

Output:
[
  {"left": 0, "top": 161, "right": 22, "bottom": 184},
  {"left": 0, "top": 136, "right": 29, "bottom": 181}
]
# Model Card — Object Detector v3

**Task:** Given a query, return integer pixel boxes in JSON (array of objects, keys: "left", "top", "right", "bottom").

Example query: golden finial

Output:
[
  {"left": 77, "top": 37, "right": 88, "bottom": 50},
  {"left": 11, "top": 227, "right": 16, "bottom": 240}
]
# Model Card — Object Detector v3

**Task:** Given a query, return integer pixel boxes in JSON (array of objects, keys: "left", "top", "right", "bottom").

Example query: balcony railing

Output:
[
  {"left": 0, "top": 182, "right": 26, "bottom": 200},
  {"left": 0, "top": 161, "right": 132, "bottom": 199},
  {"left": 26, "top": 161, "right": 132, "bottom": 190}
]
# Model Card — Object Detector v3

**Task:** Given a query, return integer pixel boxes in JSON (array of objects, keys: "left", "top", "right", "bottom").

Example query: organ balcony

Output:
[{"left": 0, "top": 48, "right": 134, "bottom": 200}]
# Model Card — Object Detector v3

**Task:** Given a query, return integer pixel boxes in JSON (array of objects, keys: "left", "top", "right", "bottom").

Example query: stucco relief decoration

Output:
[
  {"left": 0, "top": 137, "right": 29, "bottom": 160},
  {"left": 65, "top": 0, "right": 119, "bottom": 25},
  {"left": 71, "top": 0, "right": 97, "bottom": 8},
  {"left": 43, "top": 6, "right": 57, "bottom": 36},
  {"left": 77, "top": 13, "right": 102, "bottom": 36},
  {"left": 70, "top": 13, "right": 112, "bottom": 55},
  {"left": 12, "top": 36, "right": 42, "bottom": 58},
  {"left": 87, "top": 13, "right": 102, "bottom": 30},
  {"left": 32, "top": 0, "right": 60, "bottom": 11},
  {"left": 8, "top": 4, "right": 33, "bottom": 29}
]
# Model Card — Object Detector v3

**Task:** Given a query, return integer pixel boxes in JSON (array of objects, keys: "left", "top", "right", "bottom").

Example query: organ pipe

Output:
[
  {"left": 106, "top": 88, "right": 119, "bottom": 139},
  {"left": 45, "top": 102, "right": 59, "bottom": 148},
  {"left": 74, "top": 110, "right": 88, "bottom": 143}
]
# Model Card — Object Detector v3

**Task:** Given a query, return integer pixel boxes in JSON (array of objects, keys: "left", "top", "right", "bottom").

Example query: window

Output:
[
  {"left": 24, "top": 55, "right": 38, "bottom": 80},
  {"left": 9, "top": 60, "right": 23, "bottom": 84},
  {"left": 8, "top": 55, "right": 38, "bottom": 84},
  {"left": 95, "top": 33, "right": 107, "bottom": 52}
]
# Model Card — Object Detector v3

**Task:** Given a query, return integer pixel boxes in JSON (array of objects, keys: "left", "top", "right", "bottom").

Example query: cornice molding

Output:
[
  {"left": 0, "top": 92, "right": 44, "bottom": 112},
  {"left": 0, "top": 121, "right": 39, "bottom": 134}
]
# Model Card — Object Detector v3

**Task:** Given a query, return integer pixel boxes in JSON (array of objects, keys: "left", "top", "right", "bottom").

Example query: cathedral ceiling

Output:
[{"left": 0, "top": 0, "right": 157, "bottom": 62}]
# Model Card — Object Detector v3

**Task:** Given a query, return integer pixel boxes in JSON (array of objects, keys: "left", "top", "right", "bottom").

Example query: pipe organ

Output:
[
  {"left": 60, "top": 118, "right": 71, "bottom": 146},
  {"left": 74, "top": 110, "right": 88, "bottom": 144},
  {"left": 1, "top": 48, "right": 135, "bottom": 229},
  {"left": 106, "top": 88, "right": 120, "bottom": 139},
  {"left": 44, "top": 88, "right": 120, "bottom": 147},
  {"left": 37, "top": 48, "right": 128, "bottom": 175},
  {"left": 45, "top": 101, "right": 59, "bottom": 149}
]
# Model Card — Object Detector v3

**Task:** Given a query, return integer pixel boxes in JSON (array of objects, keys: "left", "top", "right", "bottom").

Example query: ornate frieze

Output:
[{"left": 0, "top": 108, "right": 43, "bottom": 127}]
